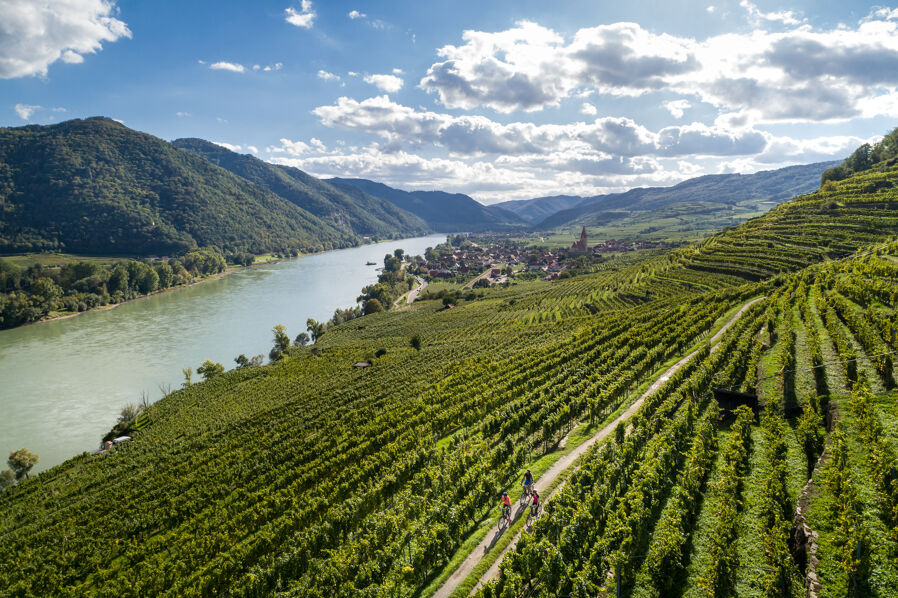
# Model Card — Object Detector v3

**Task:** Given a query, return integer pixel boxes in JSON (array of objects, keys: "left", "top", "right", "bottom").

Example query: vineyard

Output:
[{"left": 0, "top": 158, "right": 897, "bottom": 598}]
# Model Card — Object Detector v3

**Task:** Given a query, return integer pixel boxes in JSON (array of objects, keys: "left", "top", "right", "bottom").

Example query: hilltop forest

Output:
[{"left": 0, "top": 129, "right": 897, "bottom": 598}]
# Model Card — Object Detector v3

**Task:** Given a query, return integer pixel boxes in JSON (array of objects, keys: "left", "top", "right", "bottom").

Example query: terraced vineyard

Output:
[{"left": 1, "top": 157, "right": 897, "bottom": 598}]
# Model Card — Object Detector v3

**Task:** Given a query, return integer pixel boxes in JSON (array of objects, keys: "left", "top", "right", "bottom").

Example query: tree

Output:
[
  {"left": 393, "top": 248, "right": 405, "bottom": 261},
  {"left": 294, "top": 332, "right": 310, "bottom": 347},
  {"left": 197, "top": 359, "right": 225, "bottom": 380},
  {"left": 364, "top": 298, "right": 384, "bottom": 315},
  {"left": 273, "top": 324, "right": 290, "bottom": 352},
  {"left": 119, "top": 404, "right": 141, "bottom": 423},
  {"left": 154, "top": 262, "right": 174, "bottom": 288},
  {"left": 410, "top": 334, "right": 422, "bottom": 351},
  {"left": 307, "top": 318, "right": 326, "bottom": 342},
  {"left": 8, "top": 448, "right": 39, "bottom": 480},
  {"left": 0, "top": 469, "right": 14, "bottom": 490},
  {"left": 269, "top": 324, "right": 291, "bottom": 361}
]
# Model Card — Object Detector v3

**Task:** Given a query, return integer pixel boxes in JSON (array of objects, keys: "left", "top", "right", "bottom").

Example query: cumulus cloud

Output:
[
  {"left": 739, "top": 0, "right": 802, "bottom": 26},
  {"left": 364, "top": 73, "right": 403, "bottom": 93},
  {"left": 14, "top": 104, "right": 41, "bottom": 120},
  {"left": 0, "top": 0, "right": 131, "bottom": 78},
  {"left": 580, "top": 102, "right": 597, "bottom": 115},
  {"left": 285, "top": 0, "right": 315, "bottom": 28},
  {"left": 311, "top": 95, "right": 773, "bottom": 159},
  {"left": 348, "top": 10, "right": 366, "bottom": 19},
  {"left": 210, "top": 61, "right": 245, "bottom": 73},
  {"left": 318, "top": 70, "right": 340, "bottom": 82},
  {"left": 176, "top": 111, "right": 191, "bottom": 117},
  {"left": 213, "top": 141, "right": 243, "bottom": 152},
  {"left": 417, "top": 11, "right": 898, "bottom": 123},
  {"left": 664, "top": 99, "right": 691, "bottom": 118}
]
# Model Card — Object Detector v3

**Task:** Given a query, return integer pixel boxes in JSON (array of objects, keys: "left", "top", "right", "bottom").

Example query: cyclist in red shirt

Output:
[{"left": 501, "top": 491, "right": 511, "bottom": 521}]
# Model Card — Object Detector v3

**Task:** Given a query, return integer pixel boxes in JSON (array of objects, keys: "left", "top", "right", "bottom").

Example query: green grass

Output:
[{"left": 0, "top": 252, "right": 126, "bottom": 268}]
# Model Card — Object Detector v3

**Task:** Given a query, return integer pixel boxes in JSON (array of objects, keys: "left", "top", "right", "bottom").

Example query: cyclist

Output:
[
  {"left": 501, "top": 491, "right": 511, "bottom": 521},
  {"left": 530, "top": 490, "right": 540, "bottom": 518},
  {"left": 522, "top": 469, "right": 534, "bottom": 497}
]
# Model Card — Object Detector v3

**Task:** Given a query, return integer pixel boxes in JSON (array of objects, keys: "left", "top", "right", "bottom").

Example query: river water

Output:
[{"left": 0, "top": 234, "right": 445, "bottom": 473}]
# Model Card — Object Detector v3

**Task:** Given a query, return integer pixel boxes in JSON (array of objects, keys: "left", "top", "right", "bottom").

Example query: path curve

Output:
[
  {"left": 407, "top": 276, "right": 427, "bottom": 304},
  {"left": 430, "top": 296, "right": 764, "bottom": 598}
]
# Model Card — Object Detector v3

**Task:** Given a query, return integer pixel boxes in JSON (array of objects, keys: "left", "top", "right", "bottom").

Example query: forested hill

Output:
[
  {"left": 0, "top": 118, "right": 357, "bottom": 255},
  {"left": 328, "top": 178, "right": 528, "bottom": 232},
  {"left": 173, "top": 138, "right": 429, "bottom": 238},
  {"left": 536, "top": 160, "right": 836, "bottom": 230}
]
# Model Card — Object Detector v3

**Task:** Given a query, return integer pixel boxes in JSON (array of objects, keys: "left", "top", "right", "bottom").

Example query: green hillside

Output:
[
  {"left": 1, "top": 140, "right": 897, "bottom": 597},
  {"left": 0, "top": 118, "right": 355, "bottom": 256},
  {"left": 329, "top": 178, "right": 528, "bottom": 232},
  {"left": 536, "top": 161, "right": 836, "bottom": 239},
  {"left": 173, "top": 138, "right": 430, "bottom": 238}
]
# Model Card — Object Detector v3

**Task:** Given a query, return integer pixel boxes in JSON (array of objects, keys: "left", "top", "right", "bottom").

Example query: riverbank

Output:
[{"left": 1, "top": 234, "right": 446, "bottom": 474}]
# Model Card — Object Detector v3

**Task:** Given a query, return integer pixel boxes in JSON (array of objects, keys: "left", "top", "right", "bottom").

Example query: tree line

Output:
[{"left": 0, "top": 249, "right": 230, "bottom": 329}]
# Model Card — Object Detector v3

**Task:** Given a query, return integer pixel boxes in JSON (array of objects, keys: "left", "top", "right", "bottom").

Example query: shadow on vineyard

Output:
[{"left": 1, "top": 140, "right": 898, "bottom": 598}]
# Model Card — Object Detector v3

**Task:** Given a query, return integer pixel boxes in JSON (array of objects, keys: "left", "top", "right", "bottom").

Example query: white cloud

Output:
[
  {"left": 247, "top": 145, "right": 259, "bottom": 154},
  {"left": 0, "top": 0, "right": 131, "bottom": 79},
  {"left": 267, "top": 138, "right": 313, "bottom": 156},
  {"left": 706, "top": 6, "right": 716, "bottom": 13},
  {"left": 580, "top": 102, "right": 597, "bottom": 115},
  {"left": 176, "top": 111, "right": 191, "bottom": 117},
  {"left": 739, "top": 0, "right": 802, "bottom": 26},
  {"left": 348, "top": 71, "right": 359, "bottom": 77},
  {"left": 311, "top": 95, "right": 772, "bottom": 158},
  {"left": 392, "top": 68, "right": 404, "bottom": 75},
  {"left": 664, "top": 99, "right": 691, "bottom": 118},
  {"left": 285, "top": 1, "right": 315, "bottom": 28},
  {"left": 317, "top": 69, "right": 341, "bottom": 82},
  {"left": 213, "top": 141, "right": 243, "bottom": 152},
  {"left": 364, "top": 73, "right": 403, "bottom": 93},
  {"left": 417, "top": 12, "right": 898, "bottom": 123},
  {"left": 348, "top": 10, "right": 366, "bottom": 19},
  {"left": 14, "top": 104, "right": 41, "bottom": 120},
  {"left": 210, "top": 61, "right": 245, "bottom": 73}
]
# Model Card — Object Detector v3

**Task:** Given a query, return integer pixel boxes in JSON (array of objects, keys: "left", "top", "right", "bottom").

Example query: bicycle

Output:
[
  {"left": 499, "top": 504, "right": 511, "bottom": 528},
  {"left": 527, "top": 501, "right": 541, "bottom": 525}
]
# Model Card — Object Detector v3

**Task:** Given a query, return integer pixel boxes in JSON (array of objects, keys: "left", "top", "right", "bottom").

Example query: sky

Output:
[{"left": 2, "top": 1, "right": 898, "bottom": 204}]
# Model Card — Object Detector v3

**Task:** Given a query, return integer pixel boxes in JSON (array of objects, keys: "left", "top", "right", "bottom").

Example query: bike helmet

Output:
[{"left": 502, "top": 491, "right": 508, "bottom": 496}]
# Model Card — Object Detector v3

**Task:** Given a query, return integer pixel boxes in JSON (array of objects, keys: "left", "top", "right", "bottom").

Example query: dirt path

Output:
[
  {"left": 430, "top": 296, "right": 764, "bottom": 598},
  {"left": 463, "top": 265, "right": 500, "bottom": 290}
]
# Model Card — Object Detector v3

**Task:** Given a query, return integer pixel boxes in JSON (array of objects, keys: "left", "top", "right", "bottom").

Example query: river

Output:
[{"left": 0, "top": 234, "right": 445, "bottom": 473}]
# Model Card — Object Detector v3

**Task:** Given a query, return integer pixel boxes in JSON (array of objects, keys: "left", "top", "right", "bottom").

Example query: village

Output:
[{"left": 410, "top": 229, "right": 676, "bottom": 283}]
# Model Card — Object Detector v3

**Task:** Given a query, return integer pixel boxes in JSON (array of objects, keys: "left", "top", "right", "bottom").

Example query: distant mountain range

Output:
[
  {"left": 503, "top": 162, "right": 836, "bottom": 231},
  {"left": 490, "top": 195, "right": 585, "bottom": 225},
  {"left": 328, "top": 178, "right": 527, "bottom": 232},
  {"left": 0, "top": 117, "right": 846, "bottom": 257}
]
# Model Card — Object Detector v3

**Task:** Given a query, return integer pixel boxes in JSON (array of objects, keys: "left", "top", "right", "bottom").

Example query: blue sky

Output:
[{"left": 2, "top": 0, "right": 898, "bottom": 203}]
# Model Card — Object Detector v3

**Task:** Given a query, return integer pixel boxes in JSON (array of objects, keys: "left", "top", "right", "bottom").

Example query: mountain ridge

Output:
[
  {"left": 172, "top": 139, "right": 429, "bottom": 239},
  {"left": 328, "top": 177, "right": 528, "bottom": 232},
  {"left": 0, "top": 117, "right": 357, "bottom": 255}
]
